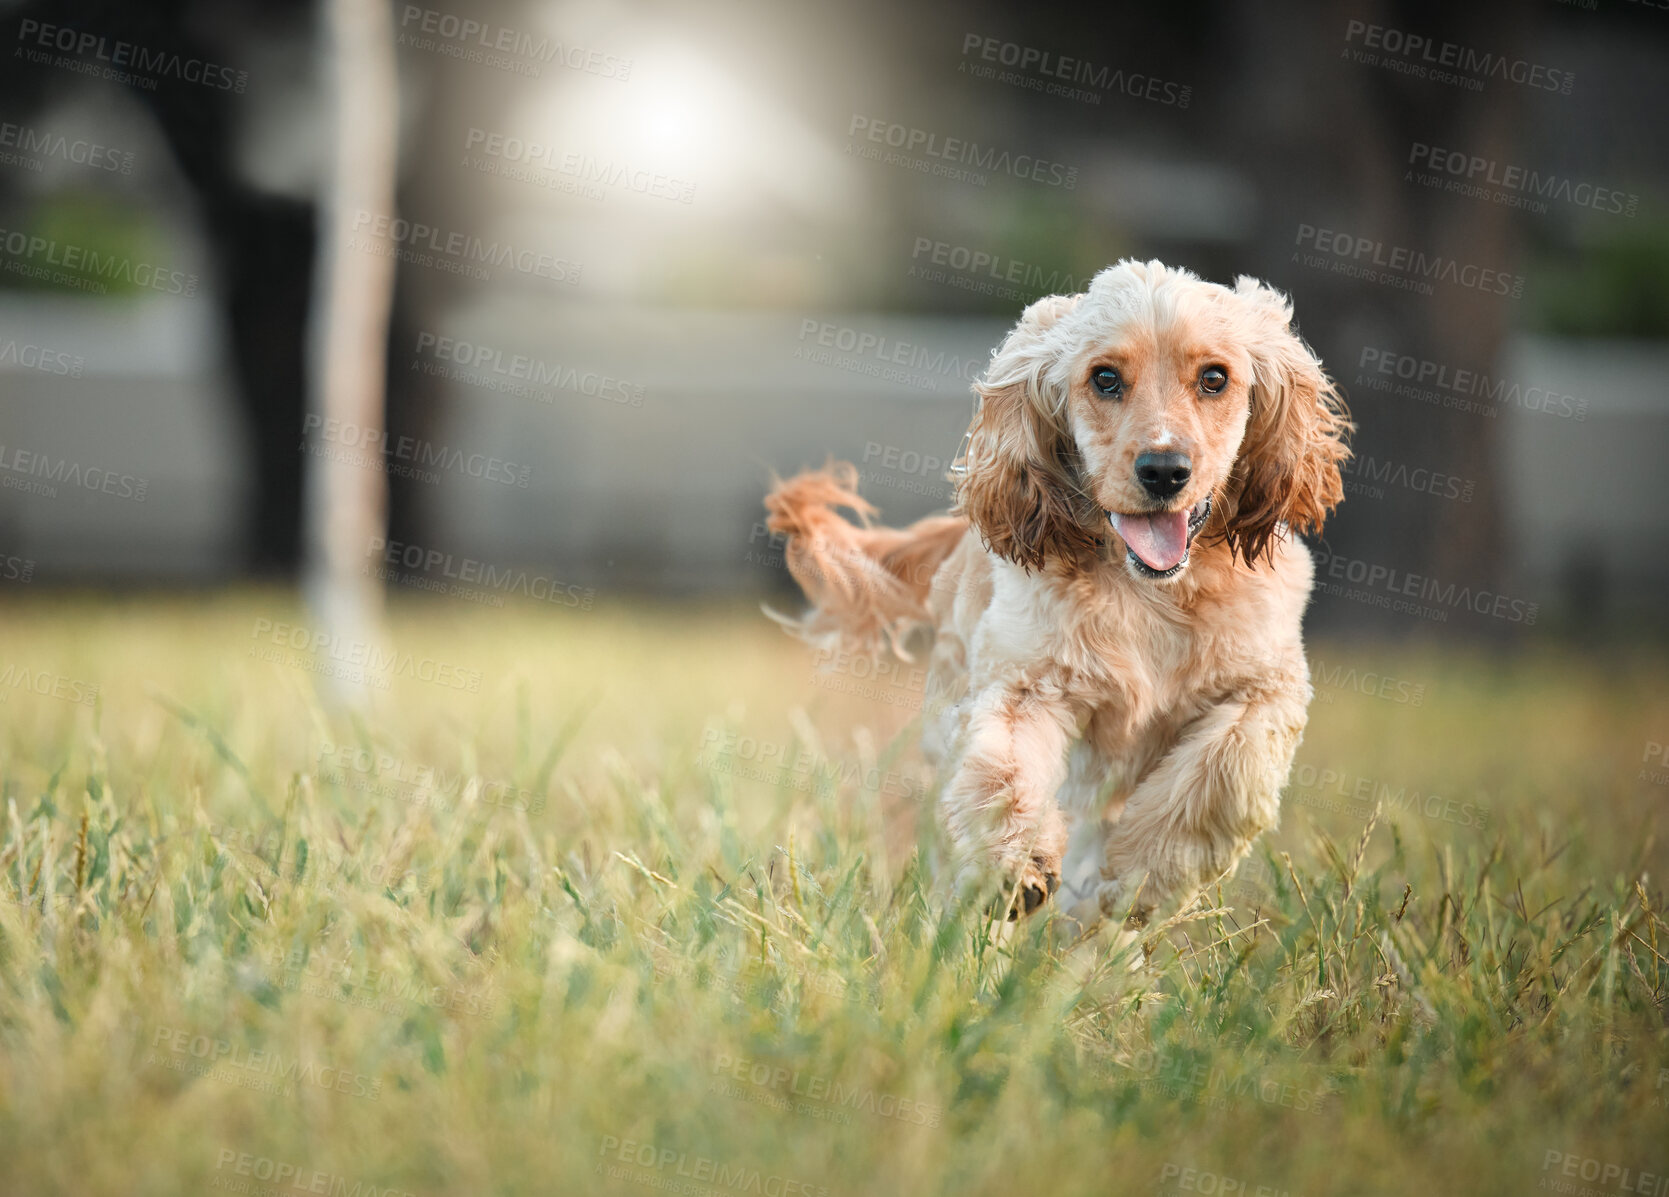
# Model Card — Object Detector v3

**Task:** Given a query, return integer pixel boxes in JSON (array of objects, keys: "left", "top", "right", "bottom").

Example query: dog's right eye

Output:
[{"left": 1090, "top": 367, "right": 1123, "bottom": 397}]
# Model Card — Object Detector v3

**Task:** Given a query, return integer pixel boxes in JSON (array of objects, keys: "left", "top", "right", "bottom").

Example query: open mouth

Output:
[{"left": 1107, "top": 494, "right": 1212, "bottom": 579}]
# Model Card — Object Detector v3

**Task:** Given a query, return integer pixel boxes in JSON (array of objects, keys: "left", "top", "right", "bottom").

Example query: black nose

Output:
[{"left": 1135, "top": 452, "right": 1191, "bottom": 500}]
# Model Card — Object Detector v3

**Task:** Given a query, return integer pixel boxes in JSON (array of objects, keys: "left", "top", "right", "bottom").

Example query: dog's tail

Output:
[{"left": 764, "top": 461, "right": 967, "bottom": 659}]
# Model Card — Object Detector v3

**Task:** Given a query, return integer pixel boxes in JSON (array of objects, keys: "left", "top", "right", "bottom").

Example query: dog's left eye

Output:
[
  {"left": 1199, "top": 366, "right": 1229, "bottom": 394},
  {"left": 1090, "top": 367, "right": 1123, "bottom": 397}
]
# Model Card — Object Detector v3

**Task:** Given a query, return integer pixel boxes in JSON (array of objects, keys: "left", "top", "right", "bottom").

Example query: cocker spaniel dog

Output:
[{"left": 765, "top": 260, "right": 1351, "bottom": 926}]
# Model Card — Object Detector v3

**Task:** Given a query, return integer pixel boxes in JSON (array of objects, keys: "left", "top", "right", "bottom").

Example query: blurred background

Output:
[{"left": 2, "top": 0, "right": 1667, "bottom": 637}]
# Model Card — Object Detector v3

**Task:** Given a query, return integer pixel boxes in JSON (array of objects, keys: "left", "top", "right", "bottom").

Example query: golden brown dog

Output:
[{"left": 765, "top": 260, "right": 1351, "bottom": 924}]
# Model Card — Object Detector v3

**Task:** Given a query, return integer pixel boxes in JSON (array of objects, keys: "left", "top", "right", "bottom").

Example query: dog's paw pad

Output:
[{"left": 998, "top": 858, "right": 1060, "bottom": 921}]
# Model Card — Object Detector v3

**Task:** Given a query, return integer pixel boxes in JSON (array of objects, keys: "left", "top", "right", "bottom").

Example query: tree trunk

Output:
[
  {"left": 1223, "top": 0, "right": 1525, "bottom": 637},
  {"left": 303, "top": 0, "right": 399, "bottom": 702}
]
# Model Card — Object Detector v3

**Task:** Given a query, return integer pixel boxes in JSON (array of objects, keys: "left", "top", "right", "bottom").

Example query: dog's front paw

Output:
[{"left": 993, "top": 855, "right": 1061, "bottom": 921}]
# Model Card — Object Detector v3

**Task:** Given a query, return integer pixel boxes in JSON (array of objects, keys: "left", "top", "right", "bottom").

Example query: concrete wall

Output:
[{"left": 4, "top": 293, "right": 1666, "bottom": 612}]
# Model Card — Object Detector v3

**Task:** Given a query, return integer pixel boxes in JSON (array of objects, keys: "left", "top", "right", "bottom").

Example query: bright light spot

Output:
[{"left": 512, "top": 40, "right": 856, "bottom": 218}]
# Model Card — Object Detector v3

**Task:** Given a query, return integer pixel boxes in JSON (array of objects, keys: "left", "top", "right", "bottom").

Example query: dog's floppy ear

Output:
[
  {"left": 1219, "top": 278, "right": 1353, "bottom": 567},
  {"left": 954, "top": 292, "right": 1101, "bottom": 572}
]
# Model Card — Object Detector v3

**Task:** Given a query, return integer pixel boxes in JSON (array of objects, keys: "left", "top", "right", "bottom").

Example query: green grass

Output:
[{"left": 1, "top": 593, "right": 1667, "bottom": 1197}]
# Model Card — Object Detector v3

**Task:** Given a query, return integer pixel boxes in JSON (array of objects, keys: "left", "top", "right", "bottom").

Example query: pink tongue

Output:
[{"left": 1109, "top": 510, "right": 1189, "bottom": 571}]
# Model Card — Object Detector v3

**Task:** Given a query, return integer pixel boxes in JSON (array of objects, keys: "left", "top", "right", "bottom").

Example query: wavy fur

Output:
[
  {"left": 764, "top": 462, "right": 966, "bottom": 658},
  {"left": 764, "top": 260, "right": 1352, "bottom": 924}
]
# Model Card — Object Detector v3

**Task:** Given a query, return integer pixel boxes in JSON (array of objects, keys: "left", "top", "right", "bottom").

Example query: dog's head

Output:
[{"left": 955, "top": 259, "right": 1352, "bottom": 579}]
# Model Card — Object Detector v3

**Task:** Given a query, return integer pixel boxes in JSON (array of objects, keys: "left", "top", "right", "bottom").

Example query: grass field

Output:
[{"left": 1, "top": 592, "right": 1667, "bottom": 1197}]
